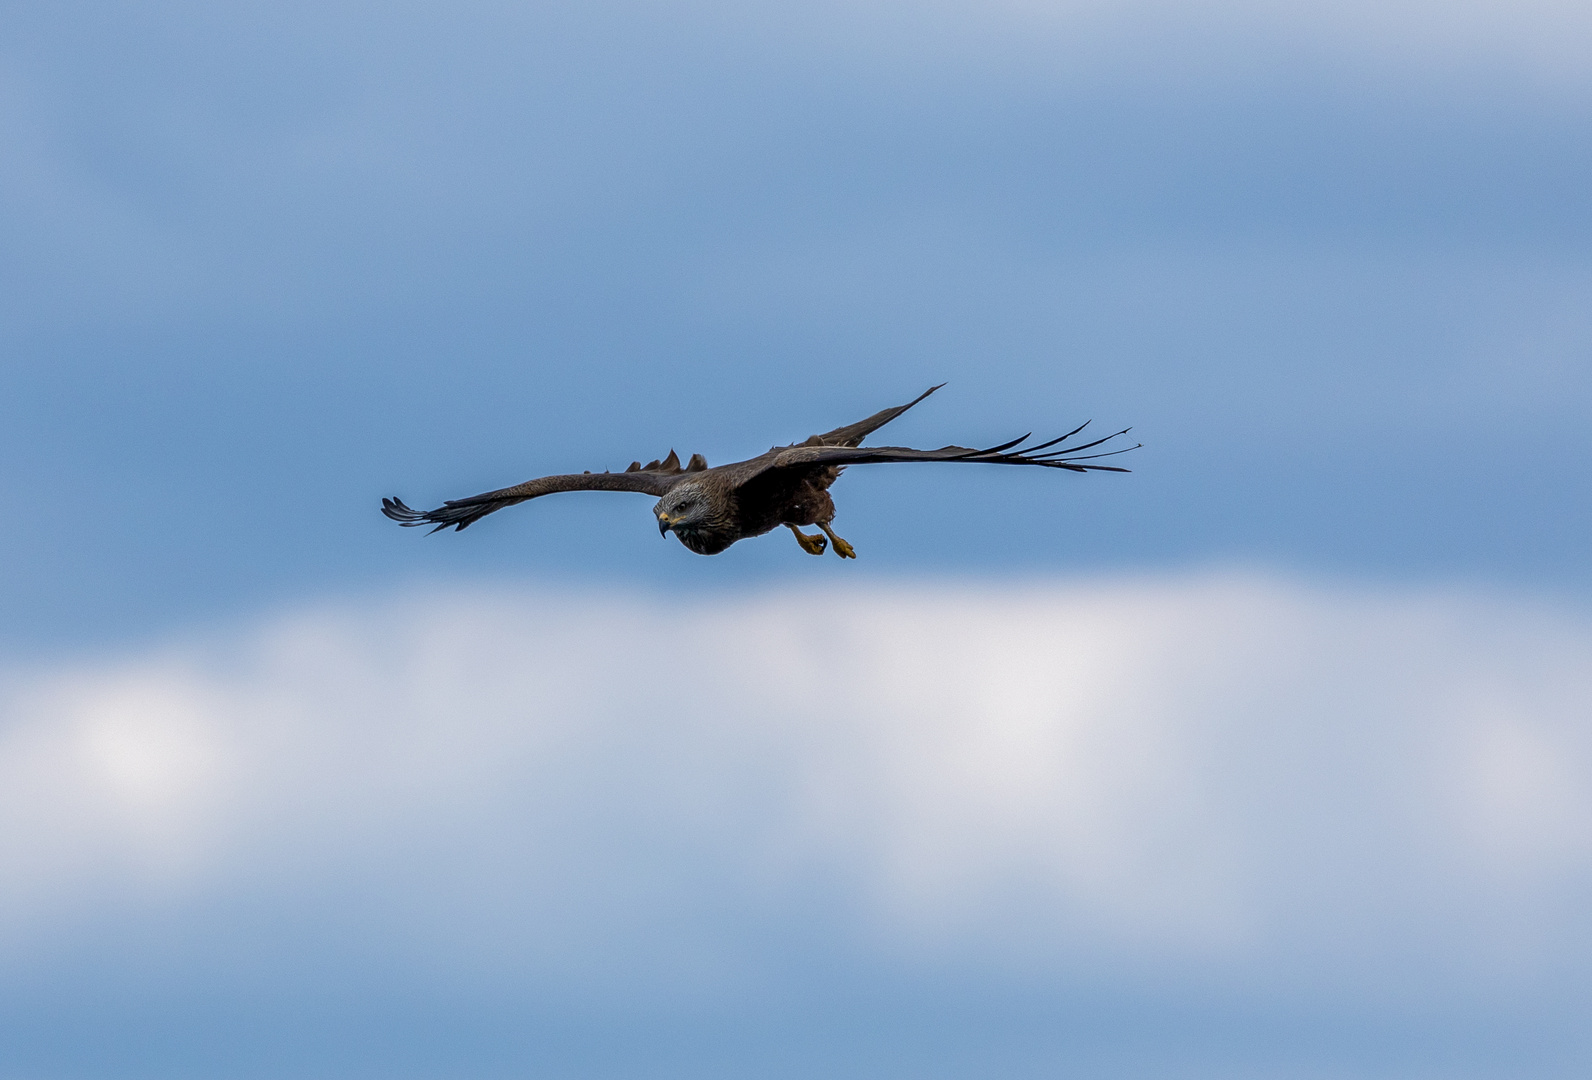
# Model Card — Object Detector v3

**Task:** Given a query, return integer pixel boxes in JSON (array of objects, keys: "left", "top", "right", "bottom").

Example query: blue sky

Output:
[
  {"left": 2, "top": 1, "right": 1590, "bottom": 1076},
  {"left": 3, "top": 0, "right": 1589, "bottom": 649}
]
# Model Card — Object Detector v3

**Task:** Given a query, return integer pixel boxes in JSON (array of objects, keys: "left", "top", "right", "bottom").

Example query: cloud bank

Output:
[{"left": 4, "top": 575, "right": 1589, "bottom": 1001}]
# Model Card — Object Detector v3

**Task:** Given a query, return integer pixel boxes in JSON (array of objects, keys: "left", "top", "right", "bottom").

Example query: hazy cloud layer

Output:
[
  {"left": 6, "top": 0, "right": 1589, "bottom": 325},
  {"left": 3, "top": 576, "right": 1589, "bottom": 1069}
]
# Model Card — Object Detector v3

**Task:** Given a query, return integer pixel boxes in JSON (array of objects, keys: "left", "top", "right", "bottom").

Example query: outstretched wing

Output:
[
  {"left": 763, "top": 423, "right": 1139, "bottom": 474},
  {"left": 383, "top": 450, "right": 706, "bottom": 533}
]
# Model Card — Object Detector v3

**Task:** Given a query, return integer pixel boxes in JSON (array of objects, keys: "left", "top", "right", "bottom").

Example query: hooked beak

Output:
[{"left": 657, "top": 512, "right": 672, "bottom": 537}]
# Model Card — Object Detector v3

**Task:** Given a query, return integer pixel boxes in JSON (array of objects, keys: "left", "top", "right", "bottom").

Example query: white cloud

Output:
[{"left": 0, "top": 575, "right": 1589, "bottom": 998}]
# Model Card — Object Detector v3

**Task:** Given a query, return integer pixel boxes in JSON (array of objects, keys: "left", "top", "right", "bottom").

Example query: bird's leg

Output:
[
  {"left": 786, "top": 523, "right": 827, "bottom": 555},
  {"left": 818, "top": 521, "right": 856, "bottom": 559}
]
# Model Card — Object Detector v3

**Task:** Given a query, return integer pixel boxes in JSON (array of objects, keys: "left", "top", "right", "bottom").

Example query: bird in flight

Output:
[{"left": 382, "top": 385, "right": 1136, "bottom": 558}]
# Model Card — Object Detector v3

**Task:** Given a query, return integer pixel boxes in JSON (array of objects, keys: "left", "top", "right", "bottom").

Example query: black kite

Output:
[{"left": 381, "top": 386, "right": 1135, "bottom": 557}]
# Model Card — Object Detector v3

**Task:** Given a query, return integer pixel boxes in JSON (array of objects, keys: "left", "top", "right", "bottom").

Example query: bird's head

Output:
[
  {"left": 654, "top": 482, "right": 736, "bottom": 554},
  {"left": 655, "top": 482, "right": 710, "bottom": 539}
]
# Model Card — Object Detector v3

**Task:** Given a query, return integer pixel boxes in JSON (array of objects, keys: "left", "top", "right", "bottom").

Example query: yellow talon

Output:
[
  {"left": 818, "top": 522, "right": 856, "bottom": 559},
  {"left": 787, "top": 524, "right": 827, "bottom": 555}
]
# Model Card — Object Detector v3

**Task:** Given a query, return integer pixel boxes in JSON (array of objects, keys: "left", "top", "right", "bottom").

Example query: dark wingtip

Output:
[
  {"left": 381, "top": 497, "right": 425, "bottom": 524},
  {"left": 981, "top": 422, "right": 1140, "bottom": 471},
  {"left": 383, "top": 494, "right": 484, "bottom": 533}
]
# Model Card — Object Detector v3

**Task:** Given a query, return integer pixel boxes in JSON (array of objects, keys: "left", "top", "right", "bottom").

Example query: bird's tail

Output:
[{"left": 810, "top": 384, "right": 945, "bottom": 447}]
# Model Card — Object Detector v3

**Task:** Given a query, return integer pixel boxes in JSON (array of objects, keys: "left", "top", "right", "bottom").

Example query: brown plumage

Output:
[{"left": 380, "top": 385, "right": 1136, "bottom": 557}]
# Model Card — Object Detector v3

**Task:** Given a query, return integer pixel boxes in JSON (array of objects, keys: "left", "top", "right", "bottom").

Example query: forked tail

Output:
[{"left": 810, "top": 384, "right": 945, "bottom": 447}]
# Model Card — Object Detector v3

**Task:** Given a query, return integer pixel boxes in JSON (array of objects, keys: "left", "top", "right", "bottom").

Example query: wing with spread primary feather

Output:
[
  {"left": 382, "top": 451, "right": 701, "bottom": 532},
  {"left": 763, "top": 424, "right": 1139, "bottom": 475}
]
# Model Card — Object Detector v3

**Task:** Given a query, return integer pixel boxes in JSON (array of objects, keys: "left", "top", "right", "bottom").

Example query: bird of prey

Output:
[{"left": 381, "top": 385, "right": 1135, "bottom": 558}]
